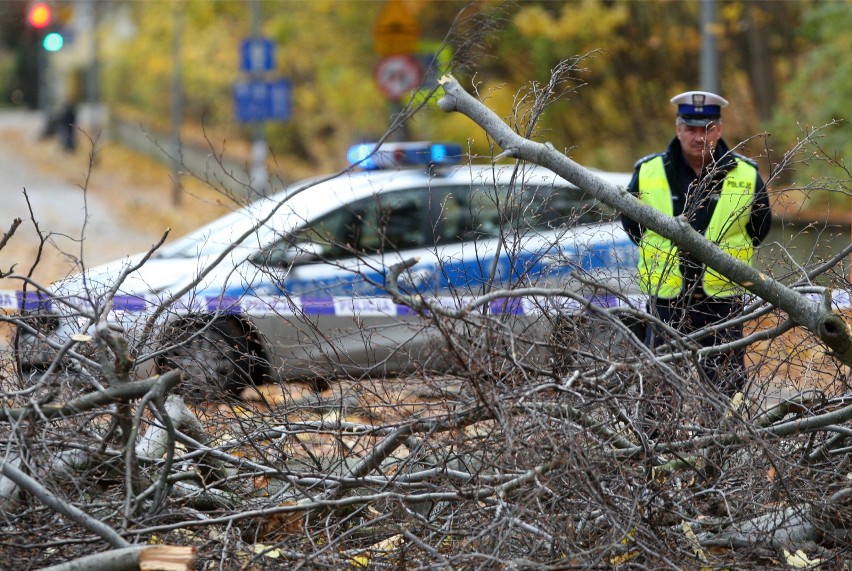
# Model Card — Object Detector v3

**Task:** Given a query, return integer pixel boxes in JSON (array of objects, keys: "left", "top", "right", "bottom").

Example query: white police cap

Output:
[{"left": 670, "top": 91, "right": 728, "bottom": 126}]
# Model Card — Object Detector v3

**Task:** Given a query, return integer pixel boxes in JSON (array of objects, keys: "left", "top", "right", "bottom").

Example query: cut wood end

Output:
[
  {"left": 140, "top": 545, "right": 196, "bottom": 571},
  {"left": 438, "top": 75, "right": 455, "bottom": 85}
]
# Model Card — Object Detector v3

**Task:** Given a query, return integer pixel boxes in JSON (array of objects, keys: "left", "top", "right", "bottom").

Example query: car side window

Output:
[
  {"left": 532, "top": 185, "right": 614, "bottom": 227},
  {"left": 253, "top": 207, "right": 356, "bottom": 266},
  {"left": 361, "top": 188, "right": 427, "bottom": 253},
  {"left": 435, "top": 185, "right": 499, "bottom": 243},
  {"left": 258, "top": 188, "right": 428, "bottom": 265},
  {"left": 436, "top": 183, "right": 612, "bottom": 245}
]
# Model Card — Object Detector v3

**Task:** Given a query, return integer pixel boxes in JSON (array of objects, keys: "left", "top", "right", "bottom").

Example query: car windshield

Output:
[
  {"left": 154, "top": 166, "right": 625, "bottom": 261},
  {"left": 156, "top": 197, "right": 283, "bottom": 259}
]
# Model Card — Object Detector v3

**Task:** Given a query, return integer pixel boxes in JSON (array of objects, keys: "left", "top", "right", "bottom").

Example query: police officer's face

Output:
[{"left": 676, "top": 120, "right": 723, "bottom": 166}]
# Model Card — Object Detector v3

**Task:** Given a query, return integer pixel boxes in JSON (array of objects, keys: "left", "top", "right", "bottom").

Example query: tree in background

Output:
[
  {"left": 503, "top": 1, "right": 818, "bottom": 170},
  {"left": 87, "top": 1, "right": 852, "bottom": 201},
  {"left": 100, "top": 0, "right": 476, "bottom": 176},
  {"left": 768, "top": 1, "right": 851, "bottom": 214}
]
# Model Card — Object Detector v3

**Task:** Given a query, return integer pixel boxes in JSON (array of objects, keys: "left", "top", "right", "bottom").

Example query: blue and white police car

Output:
[{"left": 13, "top": 142, "right": 637, "bottom": 396}]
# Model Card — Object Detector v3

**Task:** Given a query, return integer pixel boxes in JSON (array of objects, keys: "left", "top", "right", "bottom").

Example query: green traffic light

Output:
[{"left": 43, "top": 32, "right": 64, "bottom": 52}]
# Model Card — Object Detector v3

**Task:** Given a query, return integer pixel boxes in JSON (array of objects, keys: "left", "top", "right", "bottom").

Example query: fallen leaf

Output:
[
  {"left": 254, "top": 475, "right": 270, "bottom": 491},
  {"left": 609, "top": 550, "right": 638, "bottom": 565},
  {"left": 681, "top": 520, "right": 707, "bottom": 562},
  {"left": 252, "top": 543, "right": 281, "bottom": 559},
  {"left": 257, "top": 500, "right": 304, "bottom": 539},
  {"left": 366, "top": 534, "right": 404, "bottom": 553},
  {"left": 784, "top": 548, "right": 821, "bottom": 569}
]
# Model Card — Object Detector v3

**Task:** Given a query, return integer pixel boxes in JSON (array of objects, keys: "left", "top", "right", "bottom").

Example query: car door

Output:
[
  {"left": 246, "top": 186, "right": 444, "bottom": 379},
  {"left": 433, "top": 177, "right": 636, "bottom": 296},
  {"left": 431, "top": 180, "right": 562, "bottom": 294}
]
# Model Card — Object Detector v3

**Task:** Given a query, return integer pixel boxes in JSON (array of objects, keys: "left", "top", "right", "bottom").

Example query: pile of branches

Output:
[
  {"left": 2, "top": 291, "right": 851, "bottom": 569},
  {"left": 2, "top": 55, "right": 851, "bottom": 569}
]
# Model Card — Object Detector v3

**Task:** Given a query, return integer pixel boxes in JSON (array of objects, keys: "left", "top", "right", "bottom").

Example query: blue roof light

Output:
[
  {"left": 346, "top": 144, "right": 375, "bottom": 168},
  {"left": 347, "top": 142, "right": 462, "bottom": 170}
]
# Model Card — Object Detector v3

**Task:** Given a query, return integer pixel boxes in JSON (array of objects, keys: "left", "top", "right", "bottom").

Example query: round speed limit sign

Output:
[{"left": 373, "top": 55, "right": 423, "bottom": 101}]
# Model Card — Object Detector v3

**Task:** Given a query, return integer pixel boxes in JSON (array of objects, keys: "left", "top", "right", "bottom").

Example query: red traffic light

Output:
[{"left": 28, "top": 3, "right": 52, "bottom": 29}]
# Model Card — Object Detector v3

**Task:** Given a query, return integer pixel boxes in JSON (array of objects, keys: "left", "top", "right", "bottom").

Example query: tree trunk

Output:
[{"left": 745, "top": 1, "right": 777, "bottom": 121}]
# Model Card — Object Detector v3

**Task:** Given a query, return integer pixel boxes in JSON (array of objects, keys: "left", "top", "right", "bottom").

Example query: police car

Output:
[{"left": 13, "top": 142, "right": 637, "bottom": 396}]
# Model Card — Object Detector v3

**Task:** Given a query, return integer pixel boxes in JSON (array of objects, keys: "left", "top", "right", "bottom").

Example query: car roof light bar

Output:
[{"left": 347, "top": 142, "right": 463, "bottom": 171}]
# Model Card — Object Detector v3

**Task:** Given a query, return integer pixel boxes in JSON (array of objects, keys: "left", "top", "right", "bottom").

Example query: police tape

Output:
[
  {"left": 1, "top": 289, "right": 849, "bottom": 318},
  {"left": 1, "top": 289, "right": 651, "bottom": 318}
]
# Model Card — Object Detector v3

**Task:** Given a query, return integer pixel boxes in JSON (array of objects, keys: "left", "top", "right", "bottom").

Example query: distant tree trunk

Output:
[{"left": 746, "top": 0, "right": 776, "bottom": 121}]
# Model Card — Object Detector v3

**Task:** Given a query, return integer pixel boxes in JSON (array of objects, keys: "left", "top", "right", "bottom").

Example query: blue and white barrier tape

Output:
[
  {"left": 2, "top": 289, "right": 849, "bottom": 318},
  {"left": 2, "top": 289, "right": 649, "bottom": 317}
]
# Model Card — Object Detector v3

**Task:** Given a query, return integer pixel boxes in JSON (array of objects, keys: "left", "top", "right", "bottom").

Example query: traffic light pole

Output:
[
  {"left": 36, "top": 42, "right": 48, "bottom": 111},
  {"left": 700, "top": 0, "right": 720, "bottom": 94}
]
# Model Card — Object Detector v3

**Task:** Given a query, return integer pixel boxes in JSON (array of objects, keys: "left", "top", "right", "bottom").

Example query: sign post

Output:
[{"left": 233, "top": 3, "right": 293, "bottom": 195}]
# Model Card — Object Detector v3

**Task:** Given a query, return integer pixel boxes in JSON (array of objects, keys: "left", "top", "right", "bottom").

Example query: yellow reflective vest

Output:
[{"left": 637, "top": 155, "right": 758, "bottom": 298}]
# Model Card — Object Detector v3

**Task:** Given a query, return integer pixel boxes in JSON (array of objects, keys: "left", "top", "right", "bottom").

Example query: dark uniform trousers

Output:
[{"left": 645, "top": 294, "right": 747, "bottom": 397}]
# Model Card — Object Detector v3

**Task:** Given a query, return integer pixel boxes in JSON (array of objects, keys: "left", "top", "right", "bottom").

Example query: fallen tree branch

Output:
[
  {"left": 136, "top": 394, "right": 232, "bottom": 488},
  {"left": 0, "top": 370, "right": 182, "bottom": 422},
  {"left": 0, "top": 460, "right": 129, "bottom": 548},
  {"left": 436, "top": 74, "right": 852, "bottom": 365},
  {"left": 0, "top": 217, "right": 22, "bottom": 254},
  {"left": 36, "top": 544, "right": 195, "bottom": 571}
]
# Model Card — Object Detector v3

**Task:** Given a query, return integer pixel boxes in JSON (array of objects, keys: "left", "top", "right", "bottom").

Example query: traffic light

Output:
[
  {"left": 27, "top": 3, "right": 69, "bottom": 52},
  {"left": 27, "top": 2, "right": 52, "bottom": 29},
  {"left": 43, "top": 32, "right": 64, "bottom": 52}
]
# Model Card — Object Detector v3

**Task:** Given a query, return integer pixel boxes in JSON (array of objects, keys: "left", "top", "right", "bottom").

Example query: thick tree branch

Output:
[
  {"left": 0, "top": 371, "right": 182, "bottom": 422},
  {"left": 437, "top": 75, "right": 852, "bottom": 364},
  {"left": 36, "top": 545, "right": 194, "bottom": 571},
  {"left": 0, "top": 461, "right": 129, "bottom": 548}
]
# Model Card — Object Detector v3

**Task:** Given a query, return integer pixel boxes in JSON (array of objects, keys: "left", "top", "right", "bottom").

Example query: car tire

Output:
[
  {"left": 13, "top": 313, "right": 60, "bottom": 378},
  {"left": 160, "top": 319, "right": 253, "bottom": 401}
]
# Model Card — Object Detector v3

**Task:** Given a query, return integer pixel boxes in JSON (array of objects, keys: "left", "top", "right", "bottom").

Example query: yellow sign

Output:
[{"left": 373, "top": 0, "right": 419, "bottom": 56}]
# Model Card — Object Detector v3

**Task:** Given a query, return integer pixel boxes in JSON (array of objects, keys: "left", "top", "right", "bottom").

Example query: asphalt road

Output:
[{"left": 0, "top": 109, "right": 153, "bottom": 289}]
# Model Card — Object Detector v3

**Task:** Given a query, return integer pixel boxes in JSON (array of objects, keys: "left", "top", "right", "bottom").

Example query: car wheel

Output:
[
  {"left": 13, "top": 313, "right": 60, "bottom": 377},
  {"left": 160, "top": 319, "right": 252, "bottom": 401}
]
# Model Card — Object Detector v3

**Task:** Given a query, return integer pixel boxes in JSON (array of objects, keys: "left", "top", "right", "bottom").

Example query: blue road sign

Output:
[
  {"left": 234, "top": 79, "right": 292, "bottom": 123},
  {"left": 240, "top": 37, "right": 275, "bottom": 73},
  {"left": 267, "top": 79, "right": 292, "bottom": 120}
]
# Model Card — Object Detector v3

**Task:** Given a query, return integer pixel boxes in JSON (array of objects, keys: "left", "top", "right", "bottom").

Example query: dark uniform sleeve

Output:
[{"left": 747, "top": 172, "right": 772, "bottom": 245}]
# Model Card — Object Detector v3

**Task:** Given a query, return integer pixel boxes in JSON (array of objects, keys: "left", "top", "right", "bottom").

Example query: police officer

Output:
[{"left": 622, "top": 91, "right": 772, "bottom": 395}]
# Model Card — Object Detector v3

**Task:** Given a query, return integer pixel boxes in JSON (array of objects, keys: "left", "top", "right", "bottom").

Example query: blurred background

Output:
[{"left": 0, "top": 0, "right": 848, "bottom": 214}]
